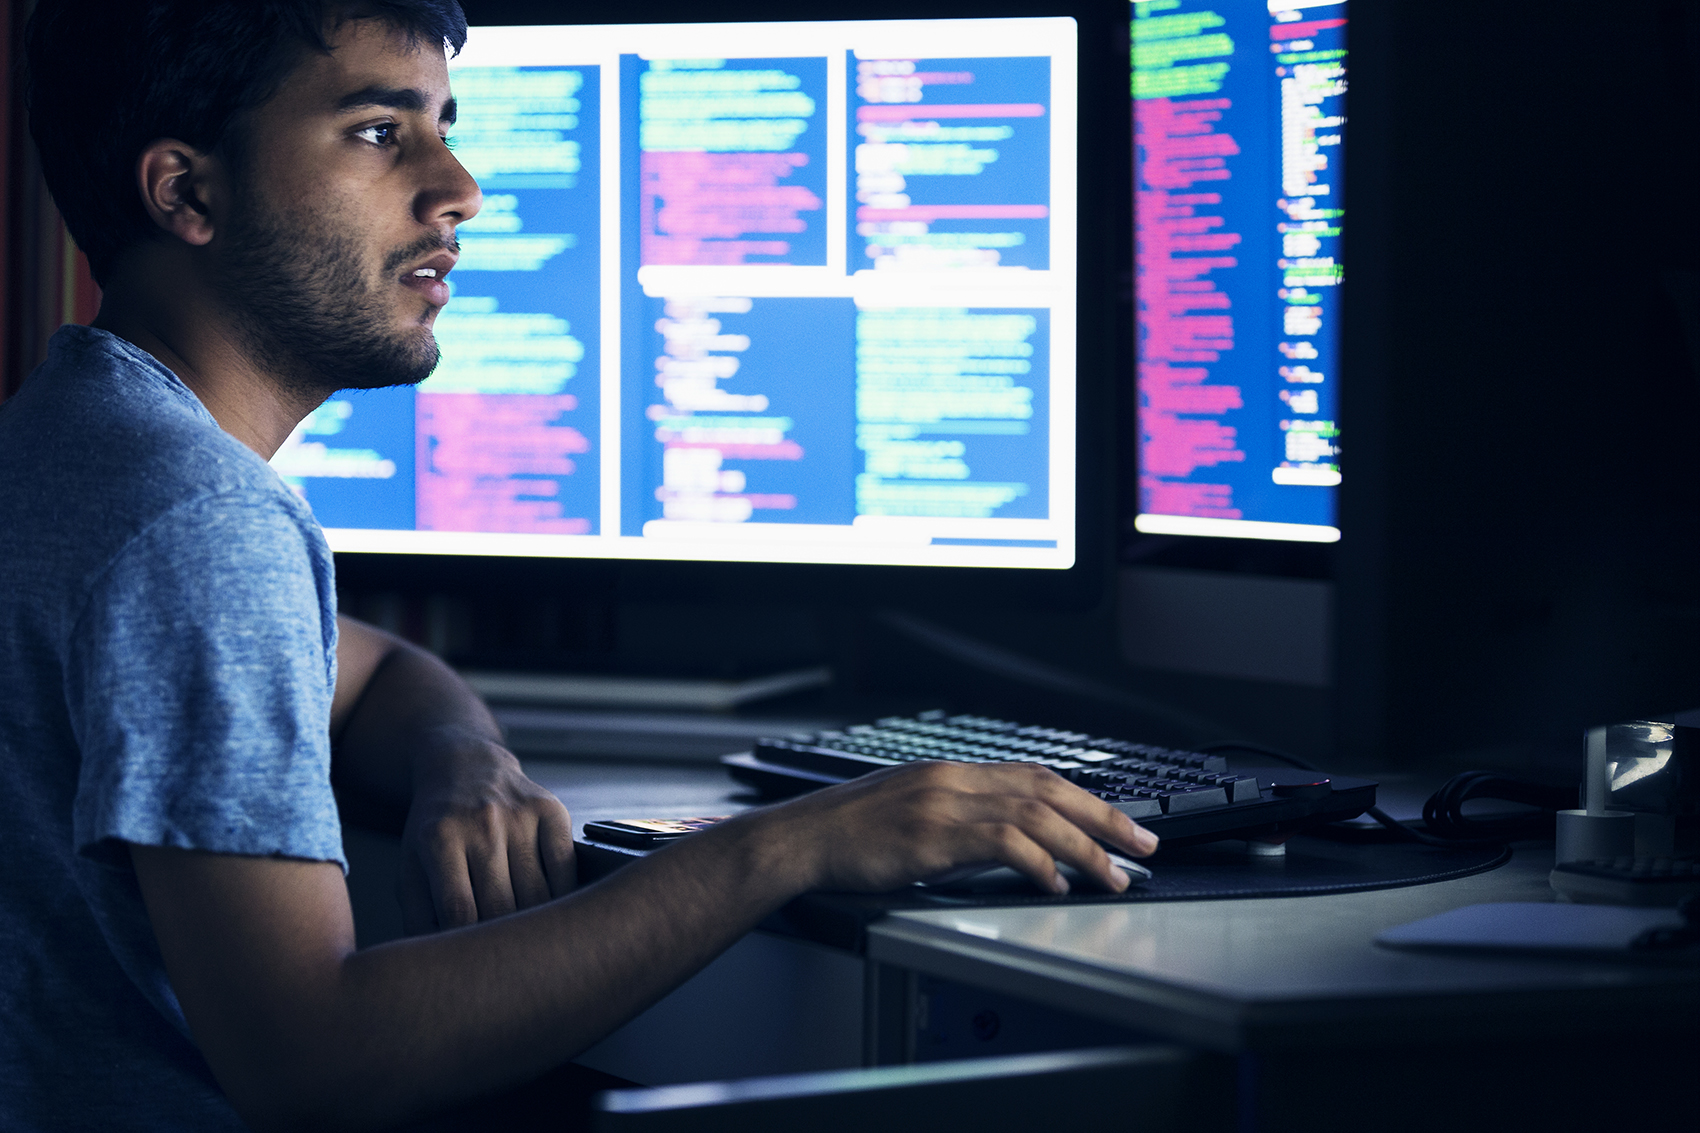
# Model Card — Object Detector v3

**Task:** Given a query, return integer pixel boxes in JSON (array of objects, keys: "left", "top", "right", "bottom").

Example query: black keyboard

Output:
[
  {"left": 1549, "top": 856, "right": 1700, "bottom": 906},
  {"left": 723, "top": 710, "right": 1377, "bottom": 845}
]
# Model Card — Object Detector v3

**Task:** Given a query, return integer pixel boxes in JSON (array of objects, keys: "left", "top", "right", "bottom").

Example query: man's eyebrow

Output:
[{"left": 335, "top": 86, "right": 457, "bottom": 124}]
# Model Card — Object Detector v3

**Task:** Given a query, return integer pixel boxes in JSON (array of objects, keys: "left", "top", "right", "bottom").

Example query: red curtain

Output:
[{"left": 2, "top": 0, "right": 102, "bottom": 403}]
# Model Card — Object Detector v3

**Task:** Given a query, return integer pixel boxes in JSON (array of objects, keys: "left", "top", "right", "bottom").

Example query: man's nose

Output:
[{"left": 418, "top": 139, "right": 482, "bottom": 230}]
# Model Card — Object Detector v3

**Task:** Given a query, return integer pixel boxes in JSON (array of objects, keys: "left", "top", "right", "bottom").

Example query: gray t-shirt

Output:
[{"left": 0, "top": 325, "right": 345, "bottom": 1130}]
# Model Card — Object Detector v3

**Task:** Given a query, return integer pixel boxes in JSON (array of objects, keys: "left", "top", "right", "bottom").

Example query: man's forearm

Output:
[
  {"left": 136, "top": 762, "right": 1156, "bottom": 1131},
  {"left": 330, "top": 628, "right": 504, "bottom": 819},
  {"left": 328, "top": 623, "right": 575, "bottom": 928},
  {"left": 337, "top": 821, "right": 799, "bottom": 1121},
  {"left": 135, "top": 811, "right": 807, "bottom": 1132}
]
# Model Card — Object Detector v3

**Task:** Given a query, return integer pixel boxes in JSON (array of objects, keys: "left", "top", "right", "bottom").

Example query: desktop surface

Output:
[
  {"left": 521, "top": 758, "right": 759, "bottom": 841},
  {"left": 868, "top": 844, "right": 1700, "bottom": 1052}
]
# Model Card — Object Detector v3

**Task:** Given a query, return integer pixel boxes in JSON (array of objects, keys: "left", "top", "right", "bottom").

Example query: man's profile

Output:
[{"left": 0, "top": 3, "right": 1156, "bottom": 1128}]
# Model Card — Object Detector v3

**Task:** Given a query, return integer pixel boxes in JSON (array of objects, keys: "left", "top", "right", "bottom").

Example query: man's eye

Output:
[
  {"left": 356, "top": 123, "right": 398, "bottom": 146},
  {"left": 442, "top": 135, "right": 458, "bottom": 151}
]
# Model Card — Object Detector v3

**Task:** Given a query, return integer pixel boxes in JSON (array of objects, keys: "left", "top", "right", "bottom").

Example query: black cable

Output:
[
  {"left": 1197, "top": 741, "right": 1570, "bottom": 849},
  {"left": 1420, "top": 771, "right": 1574, "bottom": 842}
]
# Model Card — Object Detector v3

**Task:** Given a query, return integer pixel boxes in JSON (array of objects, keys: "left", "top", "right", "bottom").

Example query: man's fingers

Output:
[
  {"left": 397, "top": 854, "right": 439, "bottom": 935},
  {"left": 538, "top": 803, "right": 577, "bottom": 898},
  {"left": 1060, "top": 793, "right": 1158, "bottom": 860},
  {"left": 466, "top": 824, "right": 519, "bottom": 920},
  {"left": 419, "top": 830, "right": 480, "bottom": 929},
  {"left": 1044, "top": 789, "right": 1158, "bottom": 863},
  {"left": 954, "top": 792, "right": 1126, "bottom": 893},
  {"left": 507, "top": 816, "right": 553, "bottom": 909},
  {"left": 979, "top": 821, "right": 1070, "bottom": 894},
  {"left": 1004, "top": 795, "right": 1122, "bottom": 891},
  {"left": 987, "top": 763, "right": 1159, "bottom": 859},
  {"left": 896, "top": 764, "right": 1147, "bottom": 892},
  {"left": 409, "top": 792, "right": 573, "bottom": 924}
]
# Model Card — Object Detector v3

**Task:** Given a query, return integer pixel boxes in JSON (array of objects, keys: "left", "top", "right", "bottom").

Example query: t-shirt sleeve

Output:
[{"left": 65, "top": 490, "right": 345, "bottom": 871}]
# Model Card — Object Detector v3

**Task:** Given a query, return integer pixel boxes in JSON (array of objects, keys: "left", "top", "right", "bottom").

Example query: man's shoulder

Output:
[
  {"left": 8, "top": 325, "right": 273, "bottom": 481},
  {"left": 1, "top": 325, "right": 315, "bottom": 536},
  {"left": 0, "top": 326, "right": 325, "bottom": 612}
]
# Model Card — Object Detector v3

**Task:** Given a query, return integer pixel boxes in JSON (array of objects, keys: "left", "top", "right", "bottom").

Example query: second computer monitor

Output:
[{"left": 1132, "top": 0, "right": 1345, "bottom": 544}]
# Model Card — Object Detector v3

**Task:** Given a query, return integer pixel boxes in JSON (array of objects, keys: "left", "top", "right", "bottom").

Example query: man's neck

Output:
[{"left": 92, "top": 249, "right": 325, "bottom": 460}]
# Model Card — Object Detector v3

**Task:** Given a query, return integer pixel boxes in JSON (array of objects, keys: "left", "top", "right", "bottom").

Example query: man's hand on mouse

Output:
[{"left": 740, "top": 760, "right": 1158, "bottom": 896}]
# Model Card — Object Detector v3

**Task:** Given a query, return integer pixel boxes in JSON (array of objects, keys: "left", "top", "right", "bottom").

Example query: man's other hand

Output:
[
  {"left": 398, "top": 732, "right": 576, "bottom": 933},
  {"left": 330, "top": 615, "right": 575, "bottom": 933},
  {"left": 745, "top": 760, "right": 1158, "bottom": 897}
]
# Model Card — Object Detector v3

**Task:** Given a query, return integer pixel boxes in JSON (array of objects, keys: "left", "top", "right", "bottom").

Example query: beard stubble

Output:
[{"left": 213, "top": 186, "right": 453, "bottom": 398}]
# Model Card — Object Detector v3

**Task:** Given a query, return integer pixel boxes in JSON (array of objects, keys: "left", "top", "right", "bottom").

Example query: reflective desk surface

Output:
[
  {"left": 867, "top": 846, "right": 1700, "bottom": 1053},
  {"left": 523, "top": 758, "right": 755, "bottom": 838}
]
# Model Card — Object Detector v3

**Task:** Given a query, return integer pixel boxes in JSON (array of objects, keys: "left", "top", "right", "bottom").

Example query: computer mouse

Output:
[{"left": 920, "top": 853, "right": 1153, "bottom": 895}]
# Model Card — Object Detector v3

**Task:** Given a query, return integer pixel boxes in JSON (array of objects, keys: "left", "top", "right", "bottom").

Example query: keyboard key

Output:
[
  {"left": 1159, "top": 785, "right": 1229, "bottom": 813},
  {"left": 1223, "top": 776, "right": 1261, "bottom": 803},
  {"left": 1110, "top": 797, "right": 1162, "bottom": 820}
]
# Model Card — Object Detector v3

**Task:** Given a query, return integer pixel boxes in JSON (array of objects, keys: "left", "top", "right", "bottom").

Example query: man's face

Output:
[{"left": 212, "top": 19, "right": 481, "bottom": 394}]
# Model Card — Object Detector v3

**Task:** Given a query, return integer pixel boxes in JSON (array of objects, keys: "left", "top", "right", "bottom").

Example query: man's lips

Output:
[{"left": 400, "top": 251, "right": 457, "bottom": 307}]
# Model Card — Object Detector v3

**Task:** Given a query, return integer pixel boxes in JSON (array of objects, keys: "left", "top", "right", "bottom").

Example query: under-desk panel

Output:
[{"left": 574, "top": 929, "right": 866, "bottom": 1086}]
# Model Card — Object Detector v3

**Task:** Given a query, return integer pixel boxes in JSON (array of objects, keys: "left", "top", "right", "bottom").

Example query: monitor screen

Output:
[
  {"left": 1131, "top": 0, "right": 1344, "bottom": 544},
  {"left": 271, "top": 17, "right": 1080, "bottom": 570}
]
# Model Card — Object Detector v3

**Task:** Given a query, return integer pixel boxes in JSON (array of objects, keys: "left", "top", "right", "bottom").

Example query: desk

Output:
[
  {"left": 859, "top": 851, "right": 1699, "bottom": 1130},
  {"left": 345, "top": 758, "right": 1699, "bottom": 1123},
  {"left": 866, "top": 848, "right": 1700, "bottom": 1052}
]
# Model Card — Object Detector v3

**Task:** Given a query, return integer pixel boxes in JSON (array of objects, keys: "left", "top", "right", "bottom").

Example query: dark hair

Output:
[{"left": 25, "top": 1, "right": 469, "bottom": 284}]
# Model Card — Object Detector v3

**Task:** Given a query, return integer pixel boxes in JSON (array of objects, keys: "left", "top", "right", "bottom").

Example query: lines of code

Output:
[
  {"left": 416, "top": 394, "right": 592, "bottom": 534},
  {"left": 851, "top": 56, "right": 1051, "bottom": 271},
  {"left": 417, "top": 64, "right": 602, "bottom": 534},
  {"left": 635, "top": 58, "right": 827, "bottom": 266},
  {"left": 856, "top": 309, "right": 1048, "bottom": 517},
  {"left": 637, "top": 297, "right": 855, "bottom": 529},
  {"left": 1134, "top": 0, "right": 1344, "bottom": 537},
  {"left": 270, "top": 387, "right": 416, "bottom": 528},
  {"left": 1273, "top": 11, "right": 1345, "bottom": 489}
]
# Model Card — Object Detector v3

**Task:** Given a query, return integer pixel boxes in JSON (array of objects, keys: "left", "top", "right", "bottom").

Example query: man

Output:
[{"left": 0, "top": 2, "right": 1156, "bottom": 1129}]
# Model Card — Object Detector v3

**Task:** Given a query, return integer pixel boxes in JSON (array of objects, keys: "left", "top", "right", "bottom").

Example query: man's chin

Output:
[{"left": 331, "top": 338, "right": 439, "bottom": 392}]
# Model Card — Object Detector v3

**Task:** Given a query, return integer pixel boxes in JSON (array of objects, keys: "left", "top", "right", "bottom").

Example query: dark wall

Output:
[{"left": 1337, "top": 0, "right": 1700, "bottom": 770}]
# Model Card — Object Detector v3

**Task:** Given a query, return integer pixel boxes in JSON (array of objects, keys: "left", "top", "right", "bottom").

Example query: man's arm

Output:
[
  {"left": 329, "top": 615, "right": 575, "bottom": 931},
  {"left": 132, "top": 760, "right": 1157, "bottom": 1132}
]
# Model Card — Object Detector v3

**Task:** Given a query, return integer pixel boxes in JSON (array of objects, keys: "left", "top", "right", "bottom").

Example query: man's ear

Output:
[{"left": 134, "top": 139, "right": 224, "bottom": 247}]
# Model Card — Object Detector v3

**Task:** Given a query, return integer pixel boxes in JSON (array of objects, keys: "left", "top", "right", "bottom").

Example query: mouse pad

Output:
[
  {"left": 910, "top": 835, "right": 1512, "bottom": 905},
  {"left": 756, "top": 837, "right": 1513, "bottom": 951},
  {"left": 1376, "top": 902, "right": 1692, "bottom": 961}
]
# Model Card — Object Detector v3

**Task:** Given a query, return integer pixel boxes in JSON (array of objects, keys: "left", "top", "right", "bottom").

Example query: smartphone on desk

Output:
[{"left": 582, "top": 816, "right": 729, "bottom": 849}]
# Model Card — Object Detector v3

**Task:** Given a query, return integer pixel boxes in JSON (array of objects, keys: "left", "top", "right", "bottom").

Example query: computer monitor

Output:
[
  {"left": 1130, "top": 0, "right": 1345, "bottom": 545},
  {"left": 271, "top": 3, "right": 1122, "bottom": 596}
]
